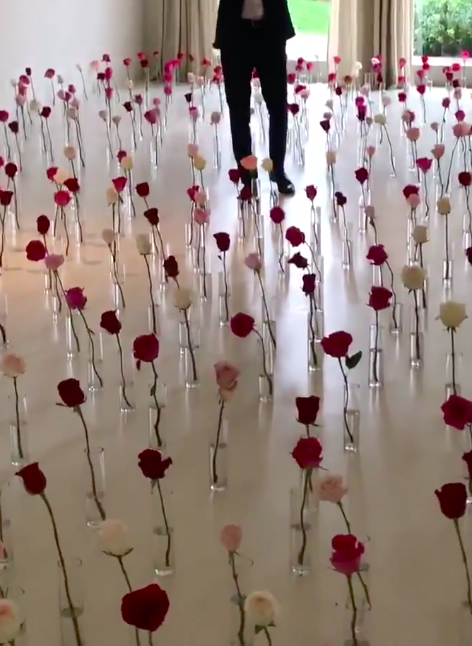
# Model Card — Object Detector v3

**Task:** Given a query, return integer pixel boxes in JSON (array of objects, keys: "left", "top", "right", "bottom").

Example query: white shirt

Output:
[{"left": 242, "top": 0, "right": 264, "bottom": 20}]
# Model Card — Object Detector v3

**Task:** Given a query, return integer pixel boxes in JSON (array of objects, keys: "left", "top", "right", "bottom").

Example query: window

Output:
[
  {"left": 286, "top": 0, "right": 330, "bottom": 63},
  {"left": 414, "top": 0, "right": 472, "bottom": 57}
]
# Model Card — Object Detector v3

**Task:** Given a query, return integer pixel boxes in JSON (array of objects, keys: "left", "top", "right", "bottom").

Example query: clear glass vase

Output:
[
  {"left": 368, "top": 324, "right": 383, "bottom": 389},
  {"left": 409, "top": 300, "right": 424, "bottom": 368},
  {"left": 152, "top": 482, "right": 174, "bottom": 576},
  {"left": 9, "top": 393, "right": 28, "bottom": 467},
  {"left": 148, "top": 380, "right": 167, "bottom": 451},
  {"left": 445, "top": 352, "right": 463, "bottom": 398},
  {"left": 58, "top": 557, "right": 85, "bottom": 646},
  {"left": 0, "top": 585, "right": 26, "bottom": 643},
  {"left": 218, "top": 269, "right": 231, "bottom": 326},
  {"left": 84, "top": 447, "right": 106, "bottom": 528},
  {"left": 178, "top": 318, "right": 200, "bottom": 356},
  {"left": 184, "top": 347, "right": 199, "bottom": 389},
  {"left": 344, "top": 559, "right": 371, "bottom": 646},
  {"left": 65, "top": 310, "right": 80, "bottom": 359},
  {"left": 307, "top": 308, "right": 323, "bottom": 372},
  {"left": 344, "top": 382, "right": 360, "bottom": 452},
  {"left": 0, "top": 481, "right": 14, "bottom": 571},
  {"left": 290, "top": 480, "right": 315, "bottom": 576},
  {"left": 389, "top": 302, "right": 403, "bottom": 335},
  {"left": 209, "top": 407, "right": 228, "bottom": 491},
  {"left": 87, "top": 334, "right": 104, "bottom": 392}
]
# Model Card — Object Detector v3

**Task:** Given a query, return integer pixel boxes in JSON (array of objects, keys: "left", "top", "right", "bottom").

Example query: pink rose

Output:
[
  {"left": 406, "top": 127, "right": 420, "bottom": 142},
  {"left": 194, "top": 208, "right": 209, "bottom": 225},
  {"left": 317, "top": 474, "right": 348, "bottom": 503},
  {"left": 407, "top": 194, "right": 421, "bottom": 209},
  {"left": 65, "top": 287, "right": 87, "bottom": 310},
  {"left": 220, "top": 524, "right": 242, "bottom": 552},
  {"left": 431, "top": 144, "right": 445, "bottom": 160},
  {"left": 214, "top": 361, "right": 240, "bottom": 393},
  {"left": 244, "top": 253, "right": 262, "bottom": 272},
  {"left": 45, "top": 253, "right": 64, "bottom": 271}
]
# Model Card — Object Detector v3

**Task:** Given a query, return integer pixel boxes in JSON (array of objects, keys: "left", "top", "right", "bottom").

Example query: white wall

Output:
[{"left": 0, "top": 0, "right": 143, "bottom": 105}]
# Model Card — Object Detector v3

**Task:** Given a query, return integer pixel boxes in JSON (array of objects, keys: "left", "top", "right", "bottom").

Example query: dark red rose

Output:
[
  {"left": 64, "top": 177, "right": 80, "bottom": 193},
  {"left": 4, "top": 162, "right": 17, "bottom": 179},
  {"left": 335, "top": 192, "right": 347, "bottom": 206},
  {"left": 295, "top": 396, "right": 320, "bottom": 425},
  {"left": 321, "top": 331, "right": 353, "bottom": 358},
  {"left": 57, "top": 378, "right": 86, "bottom": 408},
  {"left": 435, "top": 483, "right": 467, "bottom": 520},
  {"left": 46, "top": 166, "right": 58, "bottom": 182},
  {"left": 0, "top": 191, "right": 13, "bottom": 207},
  {"left": 287, "top": 103, "right": 300, "bottom": 115},
  {"left": 133, "top": 334, "right": 159, "bottom": 369},
  {"left": 112, "top": 177, "right": 127, "bottom": 193},
  {"left": 320, "top": 119, "right": 330, "bottom": 133},
  {"left": 65, "top": 287, "right": 87, "bottom": 310},
  {"left": 117, "top": 150, "right": 127, "bottom": 162},
  {"left": 121, "top": 583, "right": 169, "bottom": 632},
  {"left": 269, "top": 206, "right": 285, "bottom": 225},
  {"left": 302, "top": 274, "right": 316, "bottom": 294},
  {"left": 441, "top": 394, "right": 472, "bottom": 430},
  {"left": 123, "top": 101, "right": 133, "bottom": 113},
  {"left": 186, "top": 185, "right": 199, "bottom": 202},
  {"left": 230, "top": 312, "right": 255, "bottom": 338},
  {"left": 8, "top": 121, "right": 19, "bottom": 135},
  {"left": 138, "top": 449, "right": 172, "bottom": 480},
  {"left": 285, "top": 226, "right": 305, "bottom": 247},
  {"left": 417, "top": 83, "right": 426, "bottom": 95},
  {"left": 288, "top": 253, "right": 308, "bottom": 269},
  {"left": 291, "top": 437, "right": 323, "bottom": 469},
  {"left": 459, "top": 172, "right": 472, "bottom": 187},
  {"left": 366, "top": 245, "right": 388, "bottom": 266},
  {"left": 354, "top": 167, "right": 369, "bottom": 184},
  {"left": 463, "top": 450, "right": 472, "bottom": 480},
  {"left": 368, "top": 286, "right": 392, "bottom": 311},
  {"left": 214, "top": 232, "right": 231, "bottom": 253},
  {"left": 144, "top": 208, "right": 159, "bottom": 226},
  {"left": 398, "top": 91, "right": 407, "bottom": 102},
  {"left": 100, "top": 310, "right": 122, "bottom": 335},
  {"left": 238, "top": 185, "right": 252, "bottom": 202},
  {"left": 54, "top": 190, "right": 71, "bottom": 208},
  {"left": 40, "top": 107, "right": 52, "bottom": 119},
  {"left": 163, "top": 256, "right": 179, "bottom": 278},
  {"left": 228, "top": 168, "right": 240, "bottom": 184},
  {"left": 403, "top": 184, "right": 419, "bottom": 199},
  {"left": 305, "top": 185, "right": 317, "bottom": 201},
  {"left": 136, "top": 182, "right": 150, "bottom": 198},
  {"left": 25, "top": 67, "right": 32, "bottom": 76},
  {"left": 16, "top": 463, "right": 47, "bottom": 495},
  {"left": 37, "top": 215, "right": 50, "bottom": 235},
  {"left": 330, "top": 534, "right": 365, "bottom": 576},
  {"left": 442, "top": 97, "right": 451, "bottom": 108},
  {"left": 26, "top": 240, "right": 47, "bottom": 261},
  {"left": 466, "top": 247, "right": 472, "bottom": 265},
  {"left": 416, "top": 157, "right": 432, "bottom": 173},
  {"left": 134, "top": 94, "right": 143, "bottom": 106}
]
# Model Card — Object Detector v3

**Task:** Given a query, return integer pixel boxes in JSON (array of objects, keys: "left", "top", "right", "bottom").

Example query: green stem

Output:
[
  {"left": 297, "top": 470, "right": 310, "bottom": 565},
  {"left": 79, "top": 311, "right": 103, "bottom": 388},
  {"left": 229, "top": 553, "right": 246, "bottom": 645},
  {"left": 150, "top": 362, "right": 162, "bottom": 447},
  {"left": 454, "top": 519, "right": 472, "bottom": 613},
  {"left": 347, "top": 576, "right": 358, "bottom": 646},
  {"left": 12, "top": 378, "right": 24, "bottom": 460},
  {"left": 156, "top": 480, "right": 171, "bottom": 568},
  {"left": 143, "top": 255, "right": 157, "bottom": 334},
  {"left": 211, "top": 401, "right": 225, "bottom": 486},
  {"left": 76, "top": 407, "right": 106, "bottom": 521}
]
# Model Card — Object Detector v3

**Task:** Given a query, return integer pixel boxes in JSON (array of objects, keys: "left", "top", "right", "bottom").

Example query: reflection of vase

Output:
[
  {"left": 58, "top": 557, "right": 84, "bottom": 646},
  {"left": 84, "top": 447, "right": 106, "bottom": 528},
  {"left": 152, "top": 483, "right": 174, "bottom": 577},
  {"left": 9, "top": 393, "right": 28, "bottom": 467}
]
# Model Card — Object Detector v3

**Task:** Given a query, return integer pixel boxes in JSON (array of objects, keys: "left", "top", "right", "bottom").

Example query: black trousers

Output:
[{"left": 220, "top": 23, "right": 288, "bottom": 174}]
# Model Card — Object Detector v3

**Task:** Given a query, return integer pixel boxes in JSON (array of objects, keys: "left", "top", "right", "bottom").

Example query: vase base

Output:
[
  {"left": 210, "top": 482, "right": 227, "bottom": 493},
  {"left": 291, "top": 563, "right": 310, "bottom": 576},
  {"left": 154, "top": 565, "right": 174, "bottom": 577}
]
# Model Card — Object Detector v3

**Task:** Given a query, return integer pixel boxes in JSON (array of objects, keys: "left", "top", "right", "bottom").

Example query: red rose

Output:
[
  {"left": 459, "top": 172, "right": 472, "bottom": 187},
  {"left": 416, "top": 157, "right": 432, "bottom": 173},
  {"left": 228, "top": 168, "right": 240, "bottom": 184},
  {"left": 442, "top": 97, "right": 451, "bottom": 108},
  {"left": 295, "top": 396, "right": 320, "bottom": 425},
  {"left": 64, "top": 178, "right": 80, "bottom": 193},
  {"left": 138, "top": 449, "right": 172, "bottom": 480},
  {"left": 354, "top": 167, "right": 369, "bottom": 184},
  {"left": 57, "top": 378, "right": 86, "bottom": 408},
  {"left": 112, "top": 177, "right": 127, "bottom": 193},
  {"left": 466, "top": 247, "right": 472, "bottom": 265},
  {"left": 0, "top": 191, "right": 13, "bottom": 206},
  {"left": 117, "top": 150, "right": 127, "bottom": 162},
  {"left": 463, "top": 450, "right": 472, "bottom": 480},
  {"left": 288, "top": 253, "right": 308, "bottom": 269},
  {"left": 54, "top": 190, "right": 71, "bottom": 208},
  {"left": 402, "top": 184, "right": 419, "bottom": 199},
  {"left": 8, "top": 122, "right": 19, "bottom": 135},
  {"left": 37, "top": 215, "right": 50, "bottom": 235},
  {"left": 133, "top": 334, "right": 159, "bottom": 369},
  {"left": 368, "top": 286, "right": 392, "bottom": 311},
  {"left": 121, "top": 583, "right": 169, "bottom": 632},
  {"left": 417, "top": 83, "right": 426, "bottom": 95},
  {"left": 44, "top": 68, "right": 55, "bottom": 79},
  {"left": 16, "top": 463, "right": 47, "bottom": 495},
  {"left": 163, "top": 256, "right": 179, "bottom": 278},
  {"left": 335, "top": 192, "right": 347, "bottom": 206},
  {"left": 291, "top": 437, "right": 323, "bottom": 469},
  {"left": 305, "top": 185, "right": 317, "bottom": 201},
  {"left": 230, "top": 312, "right": 255, "bottom": 338},
  {"left": 285, "top": 226, "right": 305, "bottom": 247},
  {"left": 269, "top": 206, "right": 285, "bottom": 225},
  {"left": 46, "top": 166, "right": 58, "bottom": 182},
  {"left": 26, "top": 240, "right": 47, "bottom": 262},
  {"left": 40, "top": 107, "right": 52, "bottom": 119},
  {"left": 441, "top": 394, "right": 472, "bottom": 430},
  {"left": 65, "top": 287, "right": 87, "bottom": 310},
  {"left": 238, "top": 185, "right": 252, "bottom": 201},
  {"left": 214, "top": 232, "right": 231, "bottom": 253},
  {"left": 321, "top": 331, "right": 353, "bottom": 358},
  {"left": 4, "top": 162, "right": 17, "bottom": 179},
  {"left": 123, "top": 101, "right": 133, "bottom": 113},
  {"left": 330, "top": 534, "right": 365, "bottom": 576},
  {"left": 319, "top": 119, "right": 330, "bottom": 133},
  {"left": 302, "top": 273, "right": 316, "bottom": 294},
  {"left": 435, "top": 483, "right": 467, "bottom": 520},
  {"left": 366, "top": 245, "right": 388, "bottom": 266},
  {"left": 144, "top": 208, "right": 159, "bottom": 226},
  {"left": 100, "top": 310, "right": 122, "bottom": 335},
  {"left": 136, "top": 182, "right": 150, "bottom": 198}
]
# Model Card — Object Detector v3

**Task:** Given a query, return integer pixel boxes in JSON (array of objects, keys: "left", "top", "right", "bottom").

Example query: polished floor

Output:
[{"left": 0, "top": 75, "right": 471, "bottom": 646}]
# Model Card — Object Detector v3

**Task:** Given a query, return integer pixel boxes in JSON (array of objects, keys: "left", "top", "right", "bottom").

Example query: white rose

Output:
[
  {"left": 401, "top": 265, "right": 426, "bottom": 291},
  {"left": 412, "top": 225, "right": 428, "bottom": 245},
  {"left": 0, "top": 599, "right": 21, "bottom": 643},
  {"left": 437, "top": 301, "right": 467, "bottom": 329},
  {"left": 326, "top": 150, "right": 337, "bottom": 165},
  {"left": 0, "top": 353, "right": 26, "bottom": 378},
  {"left": 261, "top": 157, "right": 273, "bottom": 172},
  {"left": 136, "top": 234, "right": 152, "bottom": 256},
  {"left": 174, "top": 288, "right": 193, "bottom": 310},
  {"left": 53, "top": 168, "right": 70, "bottom": 185},
  {"left": 244, "top": 591, "right": 279, "bottom": 627},
  {"left": 437, "top": 196, "right": 451, "bottom": 215},
  {"left": 120, "top": 155, "right": 133, "bottom": 171},
  {"left": 381, "top": 95, "right": 392, "bottom": 107},
  {"left": 253, "top": 91, "right": 264, "bottom": 105},
  {"left": 29, "top": 99, "right": 41, "bottom": 113},
  {"left": 106, "top": 187, "right": 118, "bottom": 206},
  {"left": 325, "top": 99, "right": 333, "bottom": 109},
  {"left": 127, "top": 80, "right": 134, "bottom": 90},
  {"left": 193, "top": 156, "right": 206, "bottom": 171},
  {"left": 98, "top": 519, "right": 133, "bottom": 557},
  {"left": 187, "top": 73, "right": 195, "bottom": 84},
  {"left": 373, "top": 113, "right": 387, "bottom": 125}
]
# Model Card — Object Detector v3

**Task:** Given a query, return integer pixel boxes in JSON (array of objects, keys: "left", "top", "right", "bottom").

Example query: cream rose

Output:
[
  {"left": 135, "top": 234, "right": 152, "bottom": 256},
  {"left": 401, "top": 265, "right": 426, "bottom": 291},
  {"left": 373, "top": 113, "right": 387, "bottom": 125},
  {"left": 106, "top": 187, "right": 118, "bottom": 206},
  {"left": 0, "top": 599, "right": 21, "bottom": 643},
  {"left": 187, "top": 143, "right": 199, "bottom": 159},
  {"left": 326, "top": 150, "right": 337, "bottom": 165},
  {"left": 53, "top": 168, "right": 69, "bottom": 185},
  {"left": 412, "top": 225, "right": 428, "bottom": 245},
  {"left": 173, "top": 288, "right": 193, "bottom": 311},
  {"left": 98, "top": 519, "right": 133, "bottom": 557},
  {"left": 0, "top": 353, "right": 26, "bottom": 378},
  {"left": 102, "top": 228, "right": 115, "bottom": 246},
  {"left": 244, "top": 591, "right": 278, "bottom": 627},
  {"left": 120, "top": 155, "right": 133, "bottom": 171},
  {"left": 261, "top": 157, "right": 273, "bottom": 172},
  {"left": 63, "top": 146, "right": 76, "bottom": 160},
  {"left": 317, "top": 473, "right": 348, "bottom": 503},
  {"left": 437, "top": 196, "right": 451, "bottom": 215},
  {"left": 437, "top": 301, "right": 467, "bottom": 329},
  {"left": 193, "top": 155, "right": 206, "bottom": 171}
]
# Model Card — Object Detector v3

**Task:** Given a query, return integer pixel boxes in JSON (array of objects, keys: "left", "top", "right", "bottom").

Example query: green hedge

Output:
[{"left": 414, "top": 0, "right": 472, "bottom": 56}]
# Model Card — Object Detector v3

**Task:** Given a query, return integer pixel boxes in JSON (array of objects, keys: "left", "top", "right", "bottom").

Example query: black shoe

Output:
[{"left": 269, "top": 171, "right": 295, "bottom": 196}]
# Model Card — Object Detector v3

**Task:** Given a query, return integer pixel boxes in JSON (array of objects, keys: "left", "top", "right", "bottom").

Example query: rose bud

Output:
[
  {"left": 214, "top": 232, "right": 230, "bottom": 253},
  {"left": 285, "top": 226, "right": 305, "bottom": 247},
  {"left": 230, "top": 313, "right": 255, "bottom": 338},
  {"left": 100, "top": 311, "right": 122, "bottom": 335},
  {"left": 321, "top": 331, "right": 353, "bottom": 358},
  {"left": 138, "top": 448, "right": 172, "bottom": 481},
  {"left": 57, "top": 378, "right": 86, "bottom": 408},
  {"left": 133, "top": 334, "right": 159, "bottom": 369},
  {"left": 37, "top": 215, "right": 50, "bottom": 235},
  {"left": 16, "top": 463, "right": 47, "bottom": 495},
  {"left": 163, "top": 256, "right": 179, "bottom": 278},
  {"left": 144, "top": 208, "right": 159, "bottom": 226},
  {"left": 25, "top": 240, "right": 47, "bottom": 262},
  {"left": 295, "top": 395, "right": 320, "bottom": 426}
]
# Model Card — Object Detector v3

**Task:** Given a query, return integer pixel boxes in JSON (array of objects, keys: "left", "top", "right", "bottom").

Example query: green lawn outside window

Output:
[{"left": 288, "top": 0, "right": 330, "bottom": 35}]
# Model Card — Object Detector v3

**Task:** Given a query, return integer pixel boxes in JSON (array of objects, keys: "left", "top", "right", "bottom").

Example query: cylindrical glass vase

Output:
[
  {"left": 344, "top": 382, "right": 361, "bottom": 452},
  {"left": 87, "top": 335, "right": 104, "bottom": 392},
  {"left": 218, "top": 270, "right": 231, "bottom": 326},
  {"left": 84, "top": 447, "right": 106, "bottom": 528},
  {"left": 58, "top": 557, "right": 85, "bottom": 646},
  {"left": 9, "top": 394, "right": 28, "bottom": 467},
  {"left": 389, "top": 302, "right": 403, "bottom": 335},
  {"left": 409, "top": 331, "right": 424, "bottom": 369},
  {"left": 178, "top": 319, "right": 200, "bottom": 356},
  {"left": 184, "top": 347, "right": 199, "bottom": 389},
  {"left": 342, "top": 232, "right": 353, "bottom": 269},
  {"left": 152, "top": 483, "right": 174, "bottom": 576},
  {"left": 262, "top": 320, "right": 276, "bottom": 374},
  {"left": 0, "top": 481, "right": 14, "bottom": 571},
  {"left": 209, "top": 408, "right": 228, "bottom": 492},
  {"left": 368, "top": 323, "right": 383, "bottom": 388},
  {"left": 119, "top": 371, "right": 135, "bottom": 413},
  {"left": 445, "top": 352, "right": 462, "bottom": 398},
  {"left": 65, "top": 311, "right": 80, "bottom": 359},
  {"left": 148, "top": 380, "right": 167, "bottom": 451},
  {"left": 290, "top": 481, "right": 315, "bottom": 576}
]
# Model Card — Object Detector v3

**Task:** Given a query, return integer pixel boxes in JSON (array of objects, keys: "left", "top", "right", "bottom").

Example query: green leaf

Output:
[{"left": 345, "top": 350, "right": 362, "bottom": 371}]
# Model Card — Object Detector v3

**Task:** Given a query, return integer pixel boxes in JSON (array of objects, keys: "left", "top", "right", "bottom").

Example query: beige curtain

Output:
[
  {"left": 328, "top": 0, "right": 413, "bottom": 85},
  {"left": 145, "top": 0, "right": 218, "bottom": 79}
]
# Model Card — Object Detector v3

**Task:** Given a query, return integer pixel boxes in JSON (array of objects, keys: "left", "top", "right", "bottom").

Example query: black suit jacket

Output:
[{"left": 214, "top": 0, "right": 295, "bottom": 49}]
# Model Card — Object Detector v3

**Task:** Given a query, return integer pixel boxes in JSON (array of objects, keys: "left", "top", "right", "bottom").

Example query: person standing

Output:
[{"left": 214, "top": 0, "right": 296, "bottom": 195}]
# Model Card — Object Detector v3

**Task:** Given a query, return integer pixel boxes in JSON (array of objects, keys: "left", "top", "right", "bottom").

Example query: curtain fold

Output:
[{"left": 146, "top": 0, "right": 217, "bottom": 78}]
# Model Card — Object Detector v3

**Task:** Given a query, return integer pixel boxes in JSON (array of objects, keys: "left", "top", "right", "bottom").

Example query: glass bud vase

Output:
[
  {"left": 290, "top": 479, "right": 315, "bottom": 576},
  {"left": 218, "top": 270, "right": 231, "bottom": 327},
  {"left": 65, "top": 310, "right": 80, "bottom": 359},
  {"left": 409, "top": 299, "right": 424, "bottom": 369},
  {"left": 445, "top": 352, "right": 462, "bottom": 398},
  {"left": 184, "top": 347, "right": 199, "bottom": 389},
  {"left": 209, "top": 407, "right": 228, "bottom": 492},
  {"left": 87, "top": 334, "right": 104, "bottom": 392},
  {"left": 9, "top": 394, "right": 28, "bottom": 467},
  {"left": 389, "top": 302, "right": 403, "bottom": 335},
  {"left": 84, "top": 447, "right": 106, "bottom": 528},
  {"left": 149, "top": 380, "right": 167, "bottom": 451},
  {"left": 368, "top": 323, "right": 383, "bottom": 389},
  {"left": 0, "top": 481, "right": 14, "bottom": 571},
  {"left": 344, "top": 562, "right": 371, "bottom": 646},
  {"left": 58, "top": 557, "right": 85, "bottom": 646},
  {"left": 152, "top": 483, "right": 174, "bottom": 576},
  {"left": 343, "top": 382, "right": 361, "bottom": 452},
  {"left": 307, "top": 307, "right": 323, "bottom": 372},
  {"left": 178, "top": 317, "right": 200, "bottom": 357}
]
